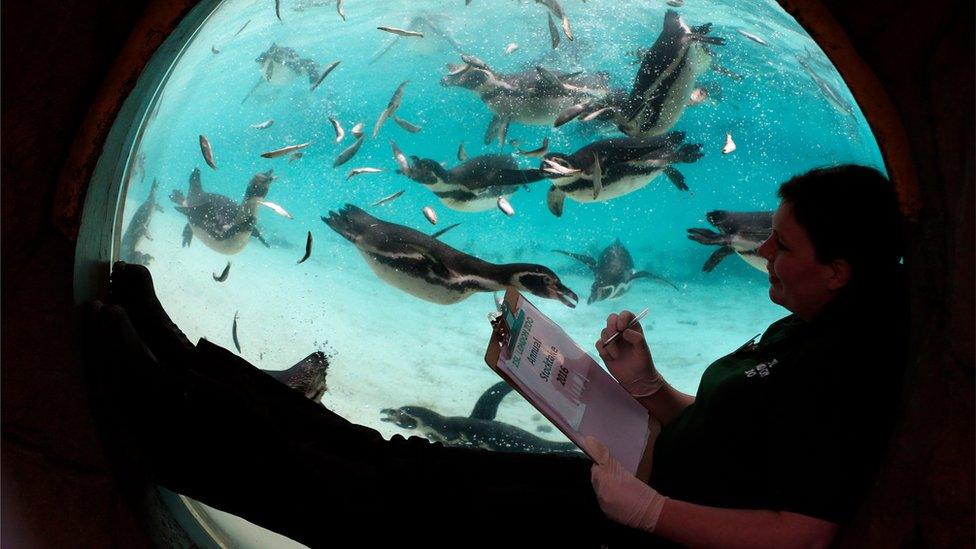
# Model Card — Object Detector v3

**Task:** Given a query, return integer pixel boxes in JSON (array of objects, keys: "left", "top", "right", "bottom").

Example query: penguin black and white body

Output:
[
  {"left": 687, "top": 210, "right": 772, "bottom": 272},
  {"left": 558, "top": 10, "right": 725, "bottom": 138},
  {"left": 322, "top": 204, "right": 578, "bottom": 306},
  {"left": 541, "top": 132, "right": 703, "bottom": 216},
  {"left": 120, "top": 179, "right": 164, "bottom": 266},
  {"left": 170, "top": 167, "right": 274, "bottom": 255},
  {"left": 554, "top": 239, "right": 677, "bottom": 304},
  {"left": 440, "top": 55, "right": 611, "bottom": 143},
  {"left": 404, "top": 154, "right": 546, "bottom": 212},
  {"left": 380, "top": 381, "right": 578, "bottom": 454}
]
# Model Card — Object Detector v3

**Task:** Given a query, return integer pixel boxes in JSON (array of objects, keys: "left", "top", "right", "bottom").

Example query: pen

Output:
[{"left": 601, "top": 308, "right": 649, "bottom": 348}]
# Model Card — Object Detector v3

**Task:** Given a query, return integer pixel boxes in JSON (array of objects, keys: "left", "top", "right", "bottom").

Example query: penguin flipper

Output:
[
  {"left": 552, "top": 249, "right": 597, "bottom": 271},
  {"left": 469, "top": 381, "right": 513, "bottom": 421},
  {"left": 404, "top": 243, "right": 451, "bottom": 279},
  {"left": 181, "top": 224, "right": 193, "bottom": 247},
  {"left": 702, "top": 246, "right": 734, "bottom": 272},
  {"left": 632, "top": 270, "right": 679, "bottom": 290},
  {"left": 663, "top": 166, "right": 690, "bottom": 191},
  {"left": 546, "top": 185, "right": 566, "bottom": 217},
  {"left": 483, "top": 115, "right": 509, "bottom": 146},
  {"left": 252, "top": 227, "right": 270, "bottom": 248}
]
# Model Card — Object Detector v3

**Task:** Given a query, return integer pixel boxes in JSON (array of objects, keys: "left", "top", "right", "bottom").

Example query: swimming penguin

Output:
[
  {"left": 541, "top": 132, "right": 703, "bottom": 216},
  {"left": 380, "top": 381, "right": 578, "bottom": 453},
  {"left": 242, "top": 44, "right": 322, "bottom": 102},
  {"left": 687, "top": 210, "right": 772, "bottom": 272},
  {"left": 440, "top": 55, "right": 611, "bottom": 143},
  {"left": 322, "top": 204, "right": 578, "bottom": 306},
  {"left": 554, "top": 239, "right": 677, "bottom": 304},
  {"left": 120, "top": 179, "right": 164, "bottom": 266},
  {"left": 404, "top": 154, "right": 547, "bottom": 212},
  {"left": 170, "top": 167, "right": 275, "bottom": 255},
  {"left": 558, "top": 10, "right": 725, "bottom": 137}
]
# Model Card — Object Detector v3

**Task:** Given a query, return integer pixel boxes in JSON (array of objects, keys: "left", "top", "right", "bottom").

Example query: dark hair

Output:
[{"left": 777, "top": 165, "right": 904, "bottom": 282}]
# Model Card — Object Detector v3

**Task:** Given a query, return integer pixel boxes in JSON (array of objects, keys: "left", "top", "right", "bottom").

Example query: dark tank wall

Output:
[{"left": 1, "top": 0, "right": 972, "bottom": 547}]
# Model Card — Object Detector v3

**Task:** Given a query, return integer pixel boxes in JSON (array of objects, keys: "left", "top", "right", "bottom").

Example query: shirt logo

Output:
[{"left": 745, "top": 358, "right": 779, "bottom": 378}]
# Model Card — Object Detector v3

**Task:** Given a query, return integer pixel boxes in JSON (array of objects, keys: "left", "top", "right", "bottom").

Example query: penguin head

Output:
[
  {"left": 380, "top": 407, "right": 419, "bottom": 429},
  {"left": 441, "top": 63, "right": 492, "bottom": 91},
  {"left": 243, "top": 169, "right": 275, "bottom": 201},
  {"left": 509, "top": 265, "right": 579, "bottom": 308},
  {"left": 404, "top": 156, "right": 447, "bottom": 185}
]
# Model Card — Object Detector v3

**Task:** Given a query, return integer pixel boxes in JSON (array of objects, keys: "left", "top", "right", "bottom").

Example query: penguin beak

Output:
[{"left": 551, "top": 283, "right": 579, "bottom": 308}]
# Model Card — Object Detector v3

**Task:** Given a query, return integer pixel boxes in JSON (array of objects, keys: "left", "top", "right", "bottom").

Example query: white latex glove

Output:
[
  {"left": 584, "top": 436, "right": 668, "bottom": 533},
  {"left": 595, "top": 311, "right": 664, "bottom": 397}
]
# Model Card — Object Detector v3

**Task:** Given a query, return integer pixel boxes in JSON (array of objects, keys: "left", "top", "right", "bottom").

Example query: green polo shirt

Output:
[{"left": 649, "top": 283, "right": 907, "bottom": 524}]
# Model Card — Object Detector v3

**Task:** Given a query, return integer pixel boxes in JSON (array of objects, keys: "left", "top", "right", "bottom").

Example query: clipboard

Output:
[{"left": 485, "top": 287, "right": 654, "bottom": 482}]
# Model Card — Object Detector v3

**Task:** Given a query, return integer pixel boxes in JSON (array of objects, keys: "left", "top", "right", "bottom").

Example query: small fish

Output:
[
  {"left": 738, "top": 29, "right": 769, "bottom": 46},
  {"left": 213, "top": 261, "right": 231, "bottom": 282},
  {"left": 422, "top": 205, "right": 438, "bottom": 225},
  {"left": 543, "top": 157, "right": 581, "bottom": 175},
  {"left": 232, "top": 312, "right": 241, "bottom": 353},
  {"left": 310, "top": 60, "right": 340, "bottom": 91},
  {"left": 688, "top": 87, "right": 709, "bottom": 106},
  {"left": 497, "top": 196, "right": 515, "bottom": 217},
  {"left": 329, "top": 116, "right": 345, "bottom": 144},
  {"left": 666, "top": 0, "right": 683, "bottom": 7},
  {"left": 517, "top": 137, "right": 549, "bottom": 158},
  {"left": 261, "top": 142, "right": 311, "bottom": 158},
  {"left": 393, "top": 116, "right": 422, "bottom": 133},
  {"left": 333, "top": 136, "right": 364, "bottom": 167},
  {"left": 547, "top": 13, "right": 560, "bottom": 49},
  {"left": 211, "top": 45, "right": 221, "bottom": 54},
  {"left": 581, "top": 106, "right": 613, "bottom": 121},
  {"left": 258, "top": 200, "right": 294, "bottom": 219},
  {"left": 350, "top": 122, "right": 364, "bottom": 139},
  {"left": 372, "top": 190, "right": 405, "bottom": 206},
  {"left": 346, "top": 167, "right": 383, "bottom": 180},
  {"left": 377, "top": 26, "right": 424, "bottom": 38},
  {"left": 390, "top": 139, "right": 411, "bottom": 174},
  {"left": 722, "top": 132, "right": 737, "bottom": 155},
  {"left": 297, "top": 231, "right": 313, "bottom": 264},
  {"left": 505, "top": 42, "right": 519, "bottom": 54},
  {"left": 591, "top": 153, "right": 603, "bottom": 199},
  {"left": 199, "top": 135, "right": 217, "bottom": 169},
  {"left": 251, "top": 119, "right": 274, "bottom": 129},
  {"left": 233, "top": 19, "right": 251, "bottom": 37},
  {"left": 536, "top": 0, "right": 572, "bottom": 41},
  {"left": 336, "top": 0, "right": 345, "bottom": 21},
  {"left": 430, "top": 222, "right": 461, "bottom": 239},
  {"left": 274, "top": 0, "right": 281, "bottom": 21},
  {"left": 288, "top": 152, "right": 303, "bottom": 162},
  {"left": 457, "top": 142, "right": 468, "bottom": 161},
  {"left": 373, "top": 80, "right": 409, "bottom": 137}
]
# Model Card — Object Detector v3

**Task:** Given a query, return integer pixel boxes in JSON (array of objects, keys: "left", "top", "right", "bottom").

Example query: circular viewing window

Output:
[{"left": 94, "top": 0, "right": 884, "bottom": 544}]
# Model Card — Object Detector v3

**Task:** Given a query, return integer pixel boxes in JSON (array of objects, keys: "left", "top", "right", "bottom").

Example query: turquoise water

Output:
[{"left": 119, "top": 0, "right": 883, "bottom": 449}]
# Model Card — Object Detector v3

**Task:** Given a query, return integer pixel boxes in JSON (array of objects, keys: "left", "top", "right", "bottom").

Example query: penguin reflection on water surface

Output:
[
  {"left": 170, "top": 167, "right": 275, "bottom": 255},
  {"left": 403, "top": 154, "right": 546, "bottom": 212},
  {"left": 541, "top": 131, "right": 703, "bottom": 216},
  {"left": 322, "top": 204, "right": 578, "bottom": 306},
  {"left": 554, "top": 239, "right": 677, "bottom": 305}
]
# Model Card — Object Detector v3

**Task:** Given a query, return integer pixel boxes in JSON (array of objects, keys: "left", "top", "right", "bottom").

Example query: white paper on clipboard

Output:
[{"left": 485, "top": 288, "right": 654, "bottom": 479}]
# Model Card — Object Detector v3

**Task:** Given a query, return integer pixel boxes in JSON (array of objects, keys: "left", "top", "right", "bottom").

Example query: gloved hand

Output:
[
  {"left": 584, "top": 436, "right": 668, "bottom": 533},
  {"left": 594, "top": 310, "right": 664, "bottom": 397}
]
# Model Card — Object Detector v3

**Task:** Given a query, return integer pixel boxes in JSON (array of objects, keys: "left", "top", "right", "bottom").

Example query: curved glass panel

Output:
[{"left": 116, "top": 0, "right": 882, "bottom": 452}]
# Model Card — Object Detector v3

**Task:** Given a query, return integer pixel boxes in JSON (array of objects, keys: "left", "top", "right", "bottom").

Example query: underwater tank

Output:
[{"left": 106, "top": 0, "right": 884, "bottom": 544}]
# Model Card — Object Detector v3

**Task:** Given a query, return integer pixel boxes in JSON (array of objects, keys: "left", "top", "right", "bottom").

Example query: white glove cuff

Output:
[{"left": 622, "top": 369, "right": 664, "bottom": 398}]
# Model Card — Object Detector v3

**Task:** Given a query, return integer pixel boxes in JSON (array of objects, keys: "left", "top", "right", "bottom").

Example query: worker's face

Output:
[{"left": 757, "top": 201, "right": 849, "bottom": 320}]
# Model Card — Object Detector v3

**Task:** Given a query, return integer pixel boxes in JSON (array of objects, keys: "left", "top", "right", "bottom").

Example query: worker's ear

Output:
[{"left": 825, "top": 258, "right": 852, "bottom": 291}]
